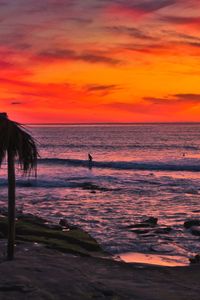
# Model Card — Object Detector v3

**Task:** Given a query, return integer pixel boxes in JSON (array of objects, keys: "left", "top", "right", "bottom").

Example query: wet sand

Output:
[{"left": 0, "top": 241, "right": 199, "bottom": 300}]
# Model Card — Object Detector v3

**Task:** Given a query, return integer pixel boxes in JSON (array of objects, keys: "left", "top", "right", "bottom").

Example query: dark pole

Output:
[{"left": 7, "top": 148, "right": 16, "bottom": 260}]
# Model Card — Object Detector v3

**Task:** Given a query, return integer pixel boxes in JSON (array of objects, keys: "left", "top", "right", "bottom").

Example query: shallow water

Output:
[
  {"left": 119, "top": 252, "right": 189, "bottom": 267},
  {"left": 0, "top": 124, "right": 200, "bottom": 263}
]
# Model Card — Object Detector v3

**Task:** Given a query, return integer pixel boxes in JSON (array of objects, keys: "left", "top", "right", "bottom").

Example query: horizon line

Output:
[{"left": 26, "top": 122, "right": 200, "bottom": 125}]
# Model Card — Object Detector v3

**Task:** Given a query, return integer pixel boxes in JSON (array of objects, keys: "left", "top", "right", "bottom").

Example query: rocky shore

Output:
[
  {"left": 0, "top": 214, "right": 199, "bottom": 299},
  {"left": 0, "top": 213, "right": 107, "bottom": 258}
]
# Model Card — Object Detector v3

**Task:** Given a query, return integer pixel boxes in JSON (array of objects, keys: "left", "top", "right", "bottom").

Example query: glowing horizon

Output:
[{"left": 1, "top": 0, "right": 200, "bottom": 123}]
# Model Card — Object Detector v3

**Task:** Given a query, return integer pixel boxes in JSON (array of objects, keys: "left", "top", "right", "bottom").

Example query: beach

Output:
[
  {"left": 0, "top": 213, "right": 199, "bottom": 299},
  {"left": 0, "top": 240, "right": 200, "bottom": 300}
]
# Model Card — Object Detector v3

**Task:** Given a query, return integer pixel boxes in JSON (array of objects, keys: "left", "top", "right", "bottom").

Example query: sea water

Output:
[{"left": 0, "top": 124, "right": 200, "bottom": 262}]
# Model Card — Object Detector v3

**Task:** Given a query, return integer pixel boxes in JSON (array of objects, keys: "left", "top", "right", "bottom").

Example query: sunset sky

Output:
[{"left": 1, "top": 0, "right": 200, "bottom": 123}]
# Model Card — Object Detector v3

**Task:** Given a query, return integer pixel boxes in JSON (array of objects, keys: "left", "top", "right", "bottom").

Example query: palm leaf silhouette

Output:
[{"left": 0, "top": 113, "right": 38, "bottom": 259}]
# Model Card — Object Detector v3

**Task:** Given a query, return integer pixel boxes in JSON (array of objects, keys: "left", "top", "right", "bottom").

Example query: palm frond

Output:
[{"left": 0, "top": 114, "right": 38, "bottom": 176}]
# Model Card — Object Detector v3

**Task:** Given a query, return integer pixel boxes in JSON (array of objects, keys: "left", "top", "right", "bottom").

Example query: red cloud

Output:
[
  {"left": 161, "top": 15, "right": 200, "bottom": 27},
  {"left": 36, "top": 49, "right": 121, "bottom": 66},
  {"left": 105, "top": 0, "right": 176, "bottom": 19}
]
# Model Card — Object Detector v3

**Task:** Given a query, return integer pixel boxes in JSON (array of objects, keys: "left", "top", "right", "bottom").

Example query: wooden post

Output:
[{"left": 7, "top": 148, "right": 16, "bottom": 260}]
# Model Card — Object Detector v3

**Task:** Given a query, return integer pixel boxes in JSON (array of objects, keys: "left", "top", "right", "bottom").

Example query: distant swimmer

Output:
[{"left": 88, "top": 153, "right": 93, "bottom": 162}]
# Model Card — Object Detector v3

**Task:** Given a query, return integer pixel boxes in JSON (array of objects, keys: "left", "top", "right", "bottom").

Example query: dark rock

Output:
[
  {"left": 190, "top": 226, "right": 200, "bottom": 236},
  {"left": 184, "top": 220, "right": 200, "bottom": 229},
  {"left": 192, "top": 210, "right": 200, "bottom": 213},
  {"left": 81, "top": 182, "right": 110, "bottom": 191},
  {"left": 59, "top": 219, "right": 79, "bottom": 230},
  {"left": 155, "top": 227, "right": 172, "bottom": 234},
  {"left": 59, "top": 219, "right": 70, "bottom": 228},
  {"left": 189, "top": 254, "right": 200, "bottom": 264},
  {"left": 126, "top": 223, "right": 152, "bottom": 229},
  {"left": 144, "top": 217, "right": 158, "bottom": 226},
  {"left": 131, "top": 229, "right": 151, "bottom": 234},
  {"left": 126, "top": 217, "right": 158, "bottom": 230}
]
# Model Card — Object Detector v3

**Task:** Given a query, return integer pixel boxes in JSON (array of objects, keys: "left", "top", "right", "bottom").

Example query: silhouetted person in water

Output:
[
  {"left": 88, "top": 153, "right": 93, "bottom": 162},
  {"left": 88, "top": 153, "right": 93, "bottom": 170}
]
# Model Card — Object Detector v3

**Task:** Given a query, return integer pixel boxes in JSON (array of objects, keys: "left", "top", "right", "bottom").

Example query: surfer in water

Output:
[
  {"left": 88, "top": 153, "right": 93, "bottom": 162},
  {"left": 88, "top": 153, "right": 93, "bottom": 170}
]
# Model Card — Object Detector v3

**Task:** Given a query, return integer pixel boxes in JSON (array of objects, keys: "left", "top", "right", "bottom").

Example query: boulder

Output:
[
  {"left": 155, "top": 227, "right": 172, "bottom": 234},
  {"left": 144, "top": 217, "right": 158, "bottom": 226},
  {"left": 59, "top": 219, "right": 70, "bottom": 228},
  {"left": 190, "top": 226, "right": 200, "bottom": 236},
  {"left": 59, "top": 219, "right": 79, "bottom": 230},
  {"left": 184, "top": 220, "right": 200, "bottom": 229},
  {"left": 81, "top": 182, "right": 110, "bottom": 192},
  {"left": 126, "top": 217, "right": 158, "bottom": 229},
  {"left": 189, "top": 254, "right": 200, "bottom": 264}
]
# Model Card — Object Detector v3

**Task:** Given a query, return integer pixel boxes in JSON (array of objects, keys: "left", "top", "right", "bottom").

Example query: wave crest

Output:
[{"left": 39, "top": 158, "right": 200, "bottom": 172}]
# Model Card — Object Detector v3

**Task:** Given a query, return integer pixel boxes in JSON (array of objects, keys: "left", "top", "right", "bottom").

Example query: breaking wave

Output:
[{"left": 39, "top": 158, "right": 200, "bottom": 172}]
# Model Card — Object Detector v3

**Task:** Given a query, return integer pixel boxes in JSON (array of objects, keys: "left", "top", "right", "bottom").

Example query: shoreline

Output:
[
  {"left": 0, "top": 240, "right": 199, "bottom": 300},
  {"left": 0, "top": 214, "right": 199, "bottom": 299},
  {"left": 0, "top": 212, "right": 198, "bottom": 267}
]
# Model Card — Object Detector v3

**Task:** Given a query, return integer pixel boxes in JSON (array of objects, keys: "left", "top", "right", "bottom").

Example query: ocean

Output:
[{"left": 0, "top": 124, "right": 200, "bottom": 263}]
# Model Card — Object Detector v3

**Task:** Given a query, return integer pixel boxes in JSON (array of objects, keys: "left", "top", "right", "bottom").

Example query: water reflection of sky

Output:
[{"left": 0, "top": 125, "right": 200, "bottom": 261}]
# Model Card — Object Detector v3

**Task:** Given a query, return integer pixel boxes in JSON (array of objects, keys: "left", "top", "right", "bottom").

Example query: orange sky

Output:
[{"left": 1, "top": 0, "right": 200, "bottom": 123}]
